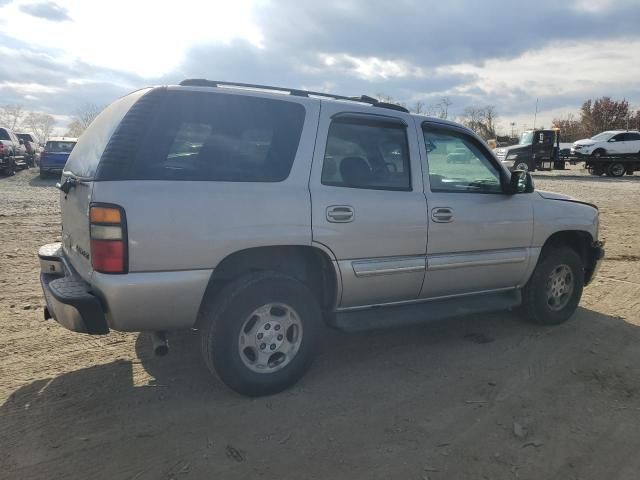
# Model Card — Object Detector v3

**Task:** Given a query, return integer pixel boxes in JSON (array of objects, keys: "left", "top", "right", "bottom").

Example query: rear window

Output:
[
  {"left": 45, "top": 141, "right": 76, "bottom": 152},
  {"left": 65, "top": 88, "right": 151, "bottom": 178},
  {"left": 98, "top": 90, "right": 306, "bottom": 182},
  {"left": 0, "top": 129, "right": 9, "bottom": 141}
]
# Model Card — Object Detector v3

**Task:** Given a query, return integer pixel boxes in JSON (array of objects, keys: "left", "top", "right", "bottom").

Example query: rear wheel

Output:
[
  {"left": 607, "top": 162, "right": 626, "bottom": 177},
  {"left": 520, "top": 247, "right": 584, "bottom": 325},
  {"left": 200, "top": 272, "right": 323, "bottom": 396}
]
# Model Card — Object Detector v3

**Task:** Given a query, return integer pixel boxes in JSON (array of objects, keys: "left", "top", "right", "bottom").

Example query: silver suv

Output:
[{"left": 38, "top": 79, "right": 604, "bottom": 396}]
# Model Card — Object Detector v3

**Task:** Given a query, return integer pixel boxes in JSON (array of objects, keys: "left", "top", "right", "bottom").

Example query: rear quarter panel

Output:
[{"left": 90, "top": 98, "right": 321, "bottom": 272}]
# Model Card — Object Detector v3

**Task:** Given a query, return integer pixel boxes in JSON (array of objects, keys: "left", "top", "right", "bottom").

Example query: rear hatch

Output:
[
  {"left": 59, "top": 88, "right": 151, "bottom": 280},
  {"left": 42, "top": 143, "right": 74, "bottom": 169}
]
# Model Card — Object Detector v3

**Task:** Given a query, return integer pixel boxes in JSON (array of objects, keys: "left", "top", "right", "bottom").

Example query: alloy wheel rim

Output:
[
  {"left": 238, "top": 303, "right": 303, "bottom": 374},
  {"left": 546, "top": 264, "right": 574, "bottom": 311}
]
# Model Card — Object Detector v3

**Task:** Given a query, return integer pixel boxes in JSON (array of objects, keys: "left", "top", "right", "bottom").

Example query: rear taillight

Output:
[{"left": 89, "top": 204, "right": 127, "bottom": 274}]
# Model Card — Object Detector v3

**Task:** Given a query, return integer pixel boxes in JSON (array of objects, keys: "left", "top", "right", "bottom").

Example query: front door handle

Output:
[
  {"left": 327, "top": 205, "right": 354, "bottom": 223},
  {"left": 431, "top": 207, "right": 453, "bottom": 223}
]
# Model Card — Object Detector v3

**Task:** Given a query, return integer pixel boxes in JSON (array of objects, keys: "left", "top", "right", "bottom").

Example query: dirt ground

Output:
[{"left": 1, "top": 166, "right": 639, "bottom": 480}]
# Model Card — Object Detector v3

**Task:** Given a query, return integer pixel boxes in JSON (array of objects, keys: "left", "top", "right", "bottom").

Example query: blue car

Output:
[{"left": 40, "top": 137, "right": 77, "bottom": 177}]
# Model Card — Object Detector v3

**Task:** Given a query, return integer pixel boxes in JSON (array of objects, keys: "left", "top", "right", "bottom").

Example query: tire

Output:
[
  {"left": 592, "top": 149, "right": 605, "bottom": 159},
  {"left": 607, "top": 162, "right": 626, "bottom": 178},
  {"left": 520, "top": 247, "right": 584, "bottom": 325},
  {"left": 3, "top": 157, "right": 16, "bottom": 176},
  {"left": 200, "top": 272, "right": 323, "bottom": 396},
  {"left": 554, "top": 161, "right": 565, "bottom": 170},
  {"left": 514, "top": 160, "right": 532, "bottom": 172}
]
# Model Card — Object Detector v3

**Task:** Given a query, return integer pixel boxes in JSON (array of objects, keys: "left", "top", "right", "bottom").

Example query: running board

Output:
[{"left": 330, "top": 289, "right": 521, "bottom": 332}]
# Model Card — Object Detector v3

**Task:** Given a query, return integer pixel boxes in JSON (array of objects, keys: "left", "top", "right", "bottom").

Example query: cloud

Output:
[
  {"left": 19, "top": 1, "right": 71, "bottom": 21},
  {"left": 0, "top": 0, "right": 639, "bottom": 134}
]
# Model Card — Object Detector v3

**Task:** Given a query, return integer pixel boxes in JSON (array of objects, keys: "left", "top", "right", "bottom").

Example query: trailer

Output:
[{"left": 584, "top": 154, "right": 640, "bottom": 177}]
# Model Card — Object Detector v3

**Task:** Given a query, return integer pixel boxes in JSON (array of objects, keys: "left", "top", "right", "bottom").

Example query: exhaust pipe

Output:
[{"left": 151, "top": 331, "right": 169, "bottom": 356}]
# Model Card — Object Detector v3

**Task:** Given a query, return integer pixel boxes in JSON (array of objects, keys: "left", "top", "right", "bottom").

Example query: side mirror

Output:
[
  {"left": 507, "top": 170, "right": 534, "bottom": 194},
  {"left": 608, "top": 138, "right": 616, "bottom": 142}
]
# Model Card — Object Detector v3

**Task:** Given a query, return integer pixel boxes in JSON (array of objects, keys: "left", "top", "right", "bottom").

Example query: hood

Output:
[
  {"left": 573, "top": 138, "right": 595, "bottom": 146},
  {"left": 537, "top": 190, "right": 598, "bottom": 209},
  {"left": 496, "top": 144, "right": 529, "bottom": 154}
]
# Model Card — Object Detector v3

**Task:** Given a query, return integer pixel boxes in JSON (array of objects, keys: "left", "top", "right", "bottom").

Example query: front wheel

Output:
[
  {"left": 514, "top": 160, "right": 532, "bottom": 172},
  {"left": 520, "top": 247, "right": 584, "bottom": 325},
  {"left": 200, "top": 272, "right": 323, "bottom": 396},
  {"left": 3, "top": 157, "right": 16, "bottom": 176}
]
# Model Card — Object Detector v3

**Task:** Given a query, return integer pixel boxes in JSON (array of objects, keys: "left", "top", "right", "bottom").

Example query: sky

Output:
[{"left": 0, "top": 0, "right": 639, "bottom": 135}]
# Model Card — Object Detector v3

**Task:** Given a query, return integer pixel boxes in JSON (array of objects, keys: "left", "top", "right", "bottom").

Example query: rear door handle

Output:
[
  {"left": 431, "top": 207, "right": 453, "bottom": 223},
  {"left": 327, "top": 205, "right": 354, "bottom": 223}
]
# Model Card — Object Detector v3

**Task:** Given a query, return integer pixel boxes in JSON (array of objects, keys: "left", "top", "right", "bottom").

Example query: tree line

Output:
[
  {"left": 377, "top": 94, "right": 499, "bottom": 140},
  {"left": 552, "top": 97, "right": 640, "bottom": 142},
  {"left": 0, "top": 102, "right": 104, "bottom": 144},
  {"left": 5, "top": 95, "right": 637, "bottom": 145},
  {"left": 0, "top": 105, "right": 55, "bottom": 144}
]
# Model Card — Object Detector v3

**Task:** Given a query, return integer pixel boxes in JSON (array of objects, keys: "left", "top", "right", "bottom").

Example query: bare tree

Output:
[
  {"left": 460, "top": 105, "right": 498, "bottom": 140},
  {"left": 411, "top": 100, "right": 426, "bottom": 115},
  {"left": 374, "top": 93, "right": 406, "bottom": 109},
  {"left": 66, "top": 103, "right": 104, "bottom": 137},
  {"left": 25, "top": 112, "right": 55, "bottom": 144},
  {"left": 436, "top": 97, "right": 452, "bottom": 119},
  {"left": 1, "top": 104, "right": 25, "bottom": 131}
]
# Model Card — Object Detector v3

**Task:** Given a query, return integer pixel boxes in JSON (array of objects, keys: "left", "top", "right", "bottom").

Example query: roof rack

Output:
[{"left": 178, "top": 79, "right": 410, "bottom": 113}]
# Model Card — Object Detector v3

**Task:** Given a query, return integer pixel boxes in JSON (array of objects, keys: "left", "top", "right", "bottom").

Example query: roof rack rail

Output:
[{"left": 178, "top": 79, "right": 410, "bottom": 113}]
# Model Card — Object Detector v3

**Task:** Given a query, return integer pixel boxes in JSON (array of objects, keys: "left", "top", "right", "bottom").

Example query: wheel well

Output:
[
  {"left": 196, "top": 246, "right": 338, "bottom": 326},
  {"left": 541, "top": 230, "right": 593, "bottom": 265}
]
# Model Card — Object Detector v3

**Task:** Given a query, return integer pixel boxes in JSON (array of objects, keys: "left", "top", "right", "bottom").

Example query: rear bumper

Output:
[
  {"left": 38, "top": 242, "right": 212, "bottom": 333},
  {"left": 39, "top": 166, "right": 63, "bottom": 173},
  {"left": 585, "top": 241, "right": 605, "bottom": 286},
  {"left": 39, "top": 243, "right": 109, "bottom": 334}
]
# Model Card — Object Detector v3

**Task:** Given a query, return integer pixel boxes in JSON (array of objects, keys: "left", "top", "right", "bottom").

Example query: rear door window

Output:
[
  {"left": 321, "top": 117, "right": 411, "bottom": 191},
  {"left": 128, "top": 91, "right": 306, "bottom": 182},
  {"left": 623, "top": 132, "right": 640, "bottom": 141}
]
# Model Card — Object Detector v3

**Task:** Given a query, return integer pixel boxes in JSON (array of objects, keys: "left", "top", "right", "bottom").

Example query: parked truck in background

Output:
[
  {"left": 16, "top": 133, "right": 40, "bottom": 167},
  {"left": 0, "top": 127, "right": 28, "bottom": 175},
  {"left": 495, "top": 128, "right": 563, "bottom": 172}
]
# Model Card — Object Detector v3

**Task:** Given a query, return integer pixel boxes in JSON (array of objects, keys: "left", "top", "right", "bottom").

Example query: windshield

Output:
[
  {"left": 46, "top": 141, "right": 76, "bottom": 153},
  {"left": 591, "top": 132, "right": 613, "bottom": 141},
  {"left": 17, "top": 134, "right": 32, "bottom": 142},
  {"left": 519, "top": 131, "right": 534, "bottom": 145}
]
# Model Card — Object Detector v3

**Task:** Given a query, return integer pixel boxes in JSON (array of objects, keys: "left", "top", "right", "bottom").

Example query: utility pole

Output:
[
  {"left": 510, "top": 122, "right": 516, "bottom": 138},
  {"left": 533, "top": 98, "right": 539, "bottom": 130}
]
